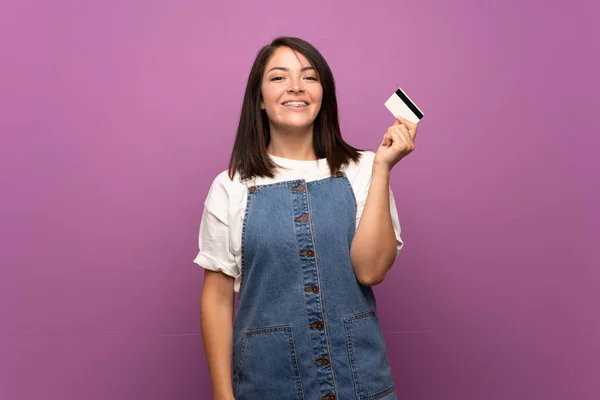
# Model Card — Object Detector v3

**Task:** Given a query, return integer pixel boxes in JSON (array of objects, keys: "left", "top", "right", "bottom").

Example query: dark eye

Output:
[
  {"left": 306, "top": 76, "right": 318, "bottom": 81},
  {"left": 271, "top": 77, "right": 283, "bottom": 81}
]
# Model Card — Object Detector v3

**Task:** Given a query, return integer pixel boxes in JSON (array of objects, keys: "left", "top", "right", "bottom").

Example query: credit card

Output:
[{"left": 384, "top": 87, "right": 424, "bottom": 124}]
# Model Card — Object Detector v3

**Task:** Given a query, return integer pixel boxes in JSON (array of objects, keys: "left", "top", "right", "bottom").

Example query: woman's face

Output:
[{"left": 260, "top": 46, "right": 323, "bottom": 133}]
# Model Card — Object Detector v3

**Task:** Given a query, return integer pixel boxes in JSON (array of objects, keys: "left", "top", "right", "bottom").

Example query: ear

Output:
[{"left": 260, "top": 100, "right": 265, "bottom": 110}]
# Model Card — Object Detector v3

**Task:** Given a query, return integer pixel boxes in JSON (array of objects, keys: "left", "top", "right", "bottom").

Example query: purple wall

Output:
[{"left": 1, "top": 0, "right": 598, "bottom": 399}]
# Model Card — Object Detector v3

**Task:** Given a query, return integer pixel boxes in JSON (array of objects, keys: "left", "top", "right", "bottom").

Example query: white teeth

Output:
[{"left": 283, "top": 102, "right": 308, "bottom": 107}]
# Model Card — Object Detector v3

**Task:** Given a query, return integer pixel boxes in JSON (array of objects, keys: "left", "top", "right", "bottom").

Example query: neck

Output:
[{"left": 267, "top": 125, "right": 317, "bottom": 161}]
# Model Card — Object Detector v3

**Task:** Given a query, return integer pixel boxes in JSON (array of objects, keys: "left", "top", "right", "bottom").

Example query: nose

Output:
[{"left": 287, "top": 77, "right": 304, "bottom": 93}]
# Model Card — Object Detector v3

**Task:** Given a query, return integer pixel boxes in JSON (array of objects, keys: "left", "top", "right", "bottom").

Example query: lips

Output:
[{"left": 282, "top": 101, "right": 309, "bottom": 107}]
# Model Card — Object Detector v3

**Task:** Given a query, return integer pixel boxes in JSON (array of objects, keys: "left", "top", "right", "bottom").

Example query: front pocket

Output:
[
  {"left": 345, "top": 310, "right": 395, "bottom": 400},
  {"left": 234, "top": 325, "right": 303, "bottom": 400}
]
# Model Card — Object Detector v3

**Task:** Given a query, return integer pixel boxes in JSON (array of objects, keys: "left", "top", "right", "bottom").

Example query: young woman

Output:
[{"left": 195, "top": 36, "right": 418, "bottom": 400}]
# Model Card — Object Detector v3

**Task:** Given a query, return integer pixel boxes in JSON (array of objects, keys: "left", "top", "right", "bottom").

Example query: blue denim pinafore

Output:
[{"left": 232, "top": 170, "right": 396, "bottom": 400}]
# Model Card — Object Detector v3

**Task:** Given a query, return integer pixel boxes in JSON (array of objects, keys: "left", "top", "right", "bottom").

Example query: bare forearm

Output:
[
  {"left": 350, "top": 165, "right": 397, "bottom": 285},
  {"left": 200, "top": 288, "right": 235, "bottom": 399}
]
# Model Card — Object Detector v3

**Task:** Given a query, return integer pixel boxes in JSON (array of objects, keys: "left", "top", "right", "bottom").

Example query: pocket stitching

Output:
[
  {"left": 344, "top": 310, "right": 395, "bottom": 400},
  {"left": 234, "top": 333, "right": 250, "bottom": 398},
  {"left": 235, "top": 325, "right": 303, "bottom": 400},
  {"left": 288, "top": 326, "right": 305, "bottom": 400}
]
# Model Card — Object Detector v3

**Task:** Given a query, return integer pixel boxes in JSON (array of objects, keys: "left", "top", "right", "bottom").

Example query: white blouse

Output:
[{"left": 193, "top": 150, "right": 404, "bottom": 293}]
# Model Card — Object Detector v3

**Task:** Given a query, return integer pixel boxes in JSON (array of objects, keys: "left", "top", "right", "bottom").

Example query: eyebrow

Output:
[{"left": 267, "top": 66, "right": 315, "bottom": 73}]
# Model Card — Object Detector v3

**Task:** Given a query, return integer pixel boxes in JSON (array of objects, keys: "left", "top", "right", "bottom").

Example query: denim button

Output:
[
  {"left": 321, "top": 394, "right": 336, "bottom": 400},
  {"left": 316, "top": 358, "right": 330, "bottom": 366},
  {"left": 334, "top": 171, "right": 343, "bottom": 177},
  {"left": 308, "top": 321, "right": 324, "bottom": 330},
  {"left": 300, "top": 249, "right": 315, "bottom": 258},
  {"left": 295, "top": 214, "right": 309, "bottom": 223},
  {"left": 304, "top": 285, "right": 319, "bottom": 294},
  {"left": 249, "top": 186, "right": 257, "bottom": 193}
]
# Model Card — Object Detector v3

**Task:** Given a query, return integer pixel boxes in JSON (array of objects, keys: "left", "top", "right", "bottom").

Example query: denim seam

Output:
[
  {"left": 250, "top": 173, "right": 338, "bottom": 190},
  {"left": 290, "top": 181, "right": 315, "bottom": 398},
  {"left": 363, "top": 385, "right": 395, "bottom": 400},
  {"left": 308, "top": 175, "right": 337, "bottom": 188},
  {"left": 305, "top": 184, "right": 339, "bottom": 397},
  {"left": 236, "top": 326, "right": 304, "bottom": 399},
  {"left": 345, "top": 316, "right": 361, "bottom": 399},
  {"left": 239, "top": 188, "right": 253, "bottom": 295},
  {"left": 344, "top": 310, "right": 394, "bottom": 400},
  {"left": 288, "top": 327, "right": 306, "bottom": 400},
  {"left": 340, "top": 173, "right": 358, "bottom": 212},
  {"left": 234, "top": 331, "right": 249, "bottom": 398},
  {"left": 251, "top": 179, "right": 303, "bottom": 189}
]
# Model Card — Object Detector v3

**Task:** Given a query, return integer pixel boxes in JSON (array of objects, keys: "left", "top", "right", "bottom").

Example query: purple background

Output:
[{"left": 1, "top": 0, "right": 598, "bottom": 399}]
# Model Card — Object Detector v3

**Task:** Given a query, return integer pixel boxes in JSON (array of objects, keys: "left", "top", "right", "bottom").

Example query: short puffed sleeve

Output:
[{"left": 193, "top": 173, "right": 240, "bottom": 278}]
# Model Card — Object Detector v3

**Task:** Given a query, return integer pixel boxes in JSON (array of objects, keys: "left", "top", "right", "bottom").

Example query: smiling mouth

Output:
[{"left": 282, "top": 101, "right": 309, "bottom": 108}]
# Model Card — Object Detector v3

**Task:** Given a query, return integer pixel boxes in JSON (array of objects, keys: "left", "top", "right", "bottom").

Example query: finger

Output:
[
  {"left": 382, "top": 131, "right": 392, "bottom": 147},
  {"left": 401, "top": 131, "right": 413, "bottom": 150},
  {"left": 389, "top": 129, "right": 409, "bottom": 149},
  {"left": 402, "top": 130, "right": 415, "bottom": 151},
  {"left": 408, "top": 123, "right": 418, "bottom": 142},
  {"left": 399, "top": 117, "right": 417, "bottom": 131},
  {"left": 396, "top": 123, "right": 410, "bottom": 138},
  {"left": 404, "top": 131, "right": 415, "bottom": 151},
  {"left": 396, "top": 116, "right": 418, "bottom": 140},
  {"left": 395, "top": 128, "right": 415, "bottom": 151},
  {"left": 393, "top": 126, "right": 412, "bottom": 148}
]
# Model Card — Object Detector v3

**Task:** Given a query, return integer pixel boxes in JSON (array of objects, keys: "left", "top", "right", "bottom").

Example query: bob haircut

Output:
[{"left": 227, "top": 36, "right": 363, "bottom": 180}]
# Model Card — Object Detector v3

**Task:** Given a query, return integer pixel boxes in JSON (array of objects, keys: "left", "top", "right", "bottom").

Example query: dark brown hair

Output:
[{"left": 227, "top": 36, "right": 363, "bottom": 180}]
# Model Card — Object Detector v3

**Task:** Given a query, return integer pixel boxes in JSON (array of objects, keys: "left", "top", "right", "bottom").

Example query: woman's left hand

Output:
[{"left": 373, "top": 116, "right": 418, "bottom": 171}]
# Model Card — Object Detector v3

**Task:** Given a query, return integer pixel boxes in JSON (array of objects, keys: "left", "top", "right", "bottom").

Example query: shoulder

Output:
[
  {"left": 205, "top": 168, "right": 245, "bottom": 205},
  {"left": 358, "top": 150, "right": 376, "bottom": 168},
  {"left": 344, "top": 150, "right": 376, "bottom": 184},
  {"left": 346, "top": 149, "right": 376, "bottom": 168},
  {"left": 211, "top": 168, "right": 239, "bottom": 189}
]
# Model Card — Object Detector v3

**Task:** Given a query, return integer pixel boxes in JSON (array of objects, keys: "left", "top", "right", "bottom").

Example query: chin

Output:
[{"left": 280, "top": 121, "right": 316, "bottom": 130}]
